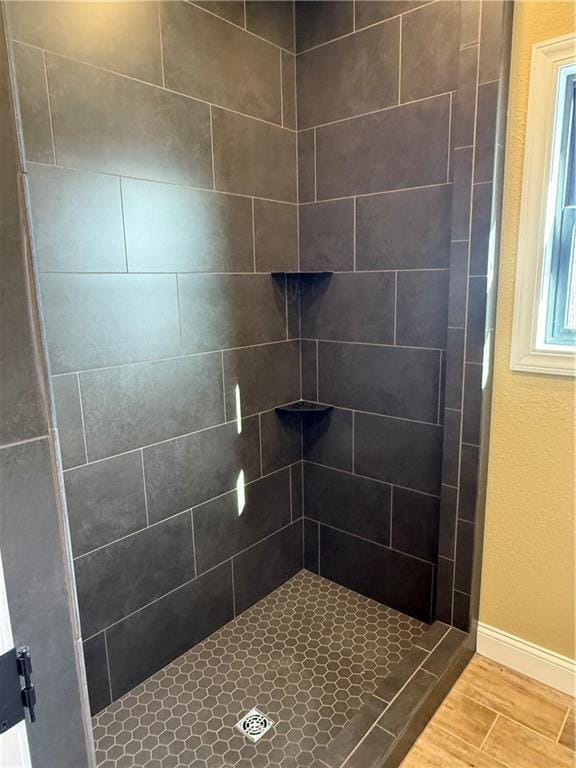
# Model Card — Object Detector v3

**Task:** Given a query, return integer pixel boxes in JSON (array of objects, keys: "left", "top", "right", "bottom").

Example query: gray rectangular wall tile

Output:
[
  {"left": 143, "top": 417, "right": 260, "bottom": 524},
  {"left": 291, "top": 461, "right": 303, "bottom": 520},
  {"left": 246, "top": 1, "right": 295, "bottom": 51},
  {"left": 474, "top": 81, "right": 499, "bottom": 183},
  {"left": 75, "top": 511, "right": 195, "bottom": 637},
  {"left": 391, "top": 486, "right": 439, "bottom": 563},
  {"left": 282, "top": 51, "right": 296, "bottom": 129},
  {"left": 51, "top": 374, "right": 86, "bottom": 469},
  {"left": 303, "top": 407, "right": 352, "bottom": 471},
  {"left": 178, "top": 273, "right": 287, "bottom": 354},
  {"left": 193, "top": 468, "right": 291, "bottom": 573},
  {"left": 161, "top": 2, "right": 281, "bottom": 124},
  {"left": 301, "top": 339, "right": 318, "bottom": 401},
  {"left": 396, "top": 270, "right": 449, "bottom": 349},
  {"left": 46, "top": 54, "right": 212, "bottom": 186},
  {"left": 254, "top": 199, "right": 298, "bottom": 272},
  {"left": 466, "top": 276, "right": 487, "bottom": 363},
  {"left": 453, "top": 45, "right": 479, "bottom": 149},
  {"left": 315, "top": 96, "right": 450, "bottom": 198},
  {"left": 40, "top": 273, "right": 181, "bottom": 373},
  {"left": 355, "top": 1, "right": 429, "bottom": 29},
  {"left": 123, "top": 178, "right": 253, "bottom": 273},
  {"left": 12, "top": 43, "right": 54, "bottom": 164},
  {"left": 299, "top": 199, "right": 354, "bottom": 271},
  {"left": 83, "top": 633, "right": 111, "bottom": 716},
  {"left": 80, "top": 354, "right": 224, "bottom": 460},
  {"left": 297, "top": 129, "right": 315, "bottom": 203},
  {"left": 195, "top": 1, "right": 245, "bottom": 26},
  {"left": 304, "top": 519, "right": 319, "bottom": 573},
  {"left": 295, "top": 1, "right": 353, "bottom": 52},
  {"left": 260, "top": 409, "right": 302, "bottom": 475}
]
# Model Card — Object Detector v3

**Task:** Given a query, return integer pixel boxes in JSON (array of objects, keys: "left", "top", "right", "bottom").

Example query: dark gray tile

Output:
[
  {"left": 123, "top": 178, "right": 253, "bottom": 273},
  {"left": 246, "top": 1, "right": 295, "bottom": 50},
  {"left": 451, "top": 146, "right": 473, "bottom": 241},
  {"left": 298, "top": 129, "right": 315, "bottom": 203},
  {"left": 12, "top": 43, "right": 54, "bottom": 163},
  {"left": 396, "top": 270, "right": 449, "bottom": 349},
  {"left": 453, "top": 45, "right": 479, "bottom": 149},
  {"left": 162, "top": 2, "right": 281, "bottom": 124},
  {"left": 0, "top": 439, "right": 90, "bottom": 768},
  {"left": 301, "top": 339, "right": 318, "bottom": 401},
  {"left": 474, "top": 82, "right": 498, "bottom": 184},
  {"left": 454, "top": 520, "right": 474, "bottom": 594},
  {"left": 320, "top": 696, "right": 384, "bottom": 768},
  {"left": 378, "top": 669, "right": 436, "bottom": 735},
  {"left": 65, "top": 451, "right": 147, "bottom": 557},
  {"left": 143, "top": 417, "right": 260, "bottom": 524},
  {"left": 466, "top": 276, "right": 487, "bottom": 363},
  {"left": 303, "top": 408, "right": 352, "bottom": 471},
  {"left": 458, "top": 443, "right": 479, "bottom": 523},
  {"left": 291, "top": 461, "right": 303, "bottom": 519},
  {"left": 444, "top": 328, "right": 465, "bottom": 410},
  {"left": 83, "top": 633, "right": 111, "bottom": 716},
  {"left": 282, "top": 51, "right": 297, "bottom": 129},
  {"left": 233, "top": 520, "right": 303, "bottom": 613},
  {"left": 212, "top": 107, "right": 297, "bottom": 201},
  {"left": 391, "top": 486, "right": 439, "bottom": 563},
  {"left": 287, "top": 276, "right": 301, "bottom": 339},
  {"left": 9, "top": 1, "right": 162, "bottom": 83},
  {"left": 299, "top": 199, "right": 354, "bottom": 271},
  {"left": 194, "top": 1, "right": 245, "bottom": 26},
  {"left": 223, "top": 341, "right": 300, "bottom": 417},
  {"left": 438, "top": 484, "right": 457, "bottom": 560},
  {"left": 422, "top": 626, "right": 468, "bottom": 676},
  {"left": 40, "top": 273, "right": 181, "bottom": 374},
  {"left": 435, "top": 556, "right": 454, "bottom": 624},
  {"left": 401, "top": 1, "right": 459, "bottom": 101},
  {"left": 301, "top": 272, "right": 395, "bottom": 344},
  {"left": 75, "top": 511, "right": 195, "bottom": 637},
  {"left": 318, "top": 342, "right": 441, "bottom": 422},
  {"left": 414, "top": 621, "right": 450, "bottom": 653},
  {"left": 297, "top": 19, "right": 399, "bottom": 129},
  {"left": 51, "top": 374, "right": 86, "bottom": 469},
  {"left": 441, "top": 408, "right": 461, "bottom": 488},
  {"left": 179, "top": 273, "right": 287, "bottom": 354},
  {"left": 80, "top": 354, "right": 224, "bottom": 460},
  {"left": 194, "top": 468, "right": 291, "bottom": 573},
  {"left": 462, "top": 364, "right": 482, "bottom": 445},
  {"left": 46, "top": 54, "right": 212, "bottom": 186},
  {"left": 356, "top": 185, "right": 451, "bottom": 271},
  {"left": 319, "top": 525, "right": 433, "bottom": 622},
  {"left": 28, "top": 164, "right": 125, "bottom": 273},
  {"left": 295, "top": 1, "right": 353, "bottom": 53},
  {"left": 341, "top": 725, "right": 394, "bottom": 768},
  {"left": 254, "top": 199, "right": 298, "bottom": 272},
  {"left": 448, "top": 242, "right": 468, "bottom": 329},
  {"left": 304, "top": 519, "right": 319, "bottom": 572},
  {"left": 374, "top": 645, "right": 428, "bottom": 702},
  {"left": 479, "top": 0, "right": 504, "bottom": 84},
  {"left": 355, "top": 1, "right": 428, "bottom": 29},
  {"left": 355, "top": 412, "right": 443, "bottom": 495},
  {"left": 316, "top": 96, "right": 450, "bottom": 198},
  {"left": 304, "top": 463, "right": 391, "bottom": 545},
  {"left": 260, "top": 409, "right": 301, "bottom": 475},
  {"left": 470, "top": 183, "right": 493, "bottom": 275},
  {"left": 453, "top": 590, "right": 471, "bottom": 632},
  {"left": 460, "top": 1, "right": 480, "bottom": 47},
  {"left": 107, "top": 562, "right": 233, "bottom": 698}
]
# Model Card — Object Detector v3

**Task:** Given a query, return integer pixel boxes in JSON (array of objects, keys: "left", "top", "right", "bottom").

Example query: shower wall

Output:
[
  {"left": 296, "top": 0, "right": 459, "bottom": 624},
  {"left": 7, "top": 0, "right": 303, "bottom": 714}
]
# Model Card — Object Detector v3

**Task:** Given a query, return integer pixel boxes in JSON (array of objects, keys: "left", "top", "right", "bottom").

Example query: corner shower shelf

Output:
[
  {"left": 275, "top": 401, "right": 333, "bottom": 415},
  {"left": 270, "top": 271, "right": 333, "bottom": 279}
]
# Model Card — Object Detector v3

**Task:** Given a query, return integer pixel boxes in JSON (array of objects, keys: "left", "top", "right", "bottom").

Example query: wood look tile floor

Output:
[{"left": 401, "top": 655, "right": 575, "bottom": 768}]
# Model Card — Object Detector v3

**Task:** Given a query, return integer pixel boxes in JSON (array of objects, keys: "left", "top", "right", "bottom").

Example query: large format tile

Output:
[
  {"left": 466, "top": 276, "right": 488, "bottom": 364},
  {"left": 178, "top": 273, "right": 287, "bottom": 353},
  {"left": 64, "top": 451, "right": 147, "bottom": 557},
  {"left": 123, "top": 179, "right": 253, "bottom": 273},
  {"left": 304, "top": 519, "right": 319, "bottom": 572},
  {"left": 80, "top": 354, "right": 224, "bottom": 460},
  {"left": 246, "top": 1, "right": 295, "bottom": 50},
  {"left": 82, "top": 633, "right": 111, "bottom": 716},
  {"left": 46, "top": 54, "right": 212, "bottom": 186},
  {"left": 143, "top": 417, "right": 260, "bottom": 524},
  {"left": 378, "top": 669, "right": 436, "bottom": 735},
  {"left": 396, "top": 270, "right": 449, "bottom": 349},
  {"left": 194, "top": 1, "right": 245, "bottom": 26},
  {"left": 260, "top": 409, "right": 302, "bottom": 475},
  {"left": 28, "top": 164, "right": 126, "bottom": 273},
  {"left": 453, "top": 44, "right": 479, "bottom": 150},
  {"left": 401, "top": 1, "right": 459, "bottom": 101},
  {"left": 484, "top": 717, "right": 574, "bottom": 768},
  {"left": 40, "top": 273, "right": 181, "bottom": 373},
  {"left": 391, "top": 486, "right": 439, "bottom": 563},
  {"left": 319, "top": 525, "right": 433, "bottom": 622},
  {"left": 12, "top": 43, "right": 54, "bottom": 164},
  {"left": 299, "top": 199, "right": 354, "bottom": 271},
  {"left": 282, "top": 51, "right": 296, "bottom": 129},
  {"left": 223, "top": 340, "right": 300, "bottom": 417},
  {"left": 434, "top": 690, "right": 497, "bottom": 748},
  {"left": 454, "top": 520, "right": 474, "bottom": 593},
  {"left": 402, "top": 722, "right": 488, "bottom": 768},
  {"left": 297, "top": 129, "right": 315, "bottom": 202},
  {"left": 301, "top": 273, "right": 395, "bottom": 344},
  {"left": 162, "top": 2, "right": 281, "bottom": 123},
  {"left": 304, "top": 463, "right": 391, "bottom": 545},
  {"left": 356, "top": 185, "right": 451, "bottom": 270},
  {"left": 51, "top": 374, "right": 86, "bottom": 469},
  {"left": 295, "top": 1, "right": 353, "bottom": 53},
  {"left": 233, "top": 520, "right": 302, "bottom": 613},
  {"left": 212, "top": 108, "right": 297, "bottom": 201},
  {"left": 297, "top": 19, "right": 399, "bottom": 128},
  {"left": 354, "top": 1, "right": 429, "bottom": 29},
  {"left": 254, "top": 199, "right": 298, "bottom": 271},
  {"left": 193, "top": 468, "right": 291, "bottom": 573},
  {"left": 318, "top": 342, "right": 441, "bottom": 422},
  {"left": 106, "top": 562, "right": 233, "bottom": 699},
  {"left": 355, "top": 412, "right": 443, "bottom": 495},
  {"left": 75, "top": 511, "right": 195, "bottom": 637},
  {"left": 8, "top": 1, "right": 162, "bottom": 83},
  {"left": 315, "top": 96, "right": 450, "bottom": 198},
  {"left": 303, "top": 408, "right": 353, "bottom": 471},
  {"left": 470, "top": 182, "right": 493, "bottom": 276},
  {"left": 474, "top": 82, "right": 499, "bottom": 184}
]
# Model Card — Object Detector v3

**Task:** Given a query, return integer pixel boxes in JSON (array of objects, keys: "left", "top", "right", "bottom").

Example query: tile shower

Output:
[{"left": 1, "top": 0, "right": 511, "bottom": 765}]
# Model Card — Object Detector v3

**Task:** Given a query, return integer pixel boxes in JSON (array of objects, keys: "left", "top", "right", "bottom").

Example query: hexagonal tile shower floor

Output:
[{"left": 92, "top": 571, "right": 426, "bottom": 767}]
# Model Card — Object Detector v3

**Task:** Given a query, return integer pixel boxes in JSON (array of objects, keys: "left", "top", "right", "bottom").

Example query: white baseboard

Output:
[{"left": 477, "top": 622, "right": 576, "bottom": 696}]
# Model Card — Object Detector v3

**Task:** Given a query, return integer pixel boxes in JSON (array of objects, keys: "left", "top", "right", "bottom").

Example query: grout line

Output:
[
  {"left": 157, "top": 4, "right": 165, "bottom": 88},
  {"left": 302, "top": 336, "right": 447, "bottom": 351},
  {"left": 447, "top": 91, "right": 453, "bottom": 181},
  {"left": 393, "top": 272, "right": 398, "bottom": 345},
  {"left": 317, "top": 521, "right": 320, "bottom": 574},
  {"left": 140, "top": 449, "right": 149, "bottom": 527},
  {"left": 306, "top": 460, "right": 441, "bottom": 499},
  {"left": 75, "top": 373, "right": 90, "bottom": 463},
  {"left": 41, "top": 50, "right": 57, "bottom": 164},
  {"left": 351, "top": 411, "right": 355, "bottom": 472},
  {"left": 117, "top": 179, "right": 129, "bottom": 272},
  {"left": 221, "top": 350, "right": 227, "bottom": 422},
  {"left": 242, "top": 0, "right": 246, "bottom": 29},
  {"left": 479, "top": 714, "right": 500, "bottom": 750},
  {"left": 284, "top": 276, "right": 289, "bottom": 339},
  {"left": 175, "top": 274, "right": 184, "bottom": 354},
  {"left": 102, "top": 631, "right": 114, "bottom": 704},
  {"left": 230, "top": 557, "right": 236, "bottom": 617},
  {"left": 556, "top": 707, "right": 571, "bottom": 743},
  {"left": 389, "top": 485, "right": 394, "bottom": 548},
  {"left": 352, "top": 197, "right": 357, "bottom": 270},
  {"left": 313, "top": 128, "right": 317, "bottom": 201},
  {"left": 0, "top": 433, "right": 50, "bottom": 452},
  {"left": 279, "top": 49, "right": 284, "bottom": 127},
  {"left": 251, "top": 197, "right": 256, "bottom": 271},
  {"left": 209, "top": 105, "right": 216, "bottom": 190},
  {"left": 289, "top": 463, "right": 294, "bottom": 521},
  {"left": 258, "top": 414, "right": 263, "bottom": 477},
  {"left": 39, "top": 266, "right": 451, "bottom": 277},
  {"left": 437, "top": 350, "right": 444, "bottom": 423},
  {"left": 190, "top": 509, "right": 198, "bottom": 578},
  {"left": 315, "top": 339, "right": 319, "bottom": 400},
  {"left": 398, "top": 14, "right": 402, "bottom": 102}
]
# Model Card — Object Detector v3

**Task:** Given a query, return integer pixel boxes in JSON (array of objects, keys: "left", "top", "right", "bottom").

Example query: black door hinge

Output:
[
  {"left": 17, "top": 647, "right": 36, "bottom": 723},
  {"left": 0, "top": 646, "right": 36, "bottom": 734}
]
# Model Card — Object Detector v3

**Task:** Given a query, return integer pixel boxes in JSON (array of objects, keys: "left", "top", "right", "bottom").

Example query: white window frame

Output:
[{"left": 511, "top": 32, "right": 576, "bottom": 376}]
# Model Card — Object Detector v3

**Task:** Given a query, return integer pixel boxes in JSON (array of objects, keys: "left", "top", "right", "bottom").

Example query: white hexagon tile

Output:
[{"left": 92, "top": 571, "right": 425, "bottom": 767}]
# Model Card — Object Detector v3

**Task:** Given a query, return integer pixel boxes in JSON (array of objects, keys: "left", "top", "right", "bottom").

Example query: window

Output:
[{"left": 511, "top": 34, "right": 576, "bottom": 375}]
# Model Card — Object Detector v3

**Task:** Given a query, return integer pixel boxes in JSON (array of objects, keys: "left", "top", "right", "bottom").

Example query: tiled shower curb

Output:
[{"left": 317, "top": 623, "right": 472, "bottom": 768}]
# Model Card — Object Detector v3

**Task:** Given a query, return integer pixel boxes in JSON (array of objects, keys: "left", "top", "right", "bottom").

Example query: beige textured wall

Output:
[{"left": 480, "top": 1, "right": 575, "bottom": 659}]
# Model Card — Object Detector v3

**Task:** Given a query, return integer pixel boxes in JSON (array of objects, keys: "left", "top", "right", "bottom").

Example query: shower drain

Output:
[{"left": 235, "top": 708, "right": 274, "bottom": 742}]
